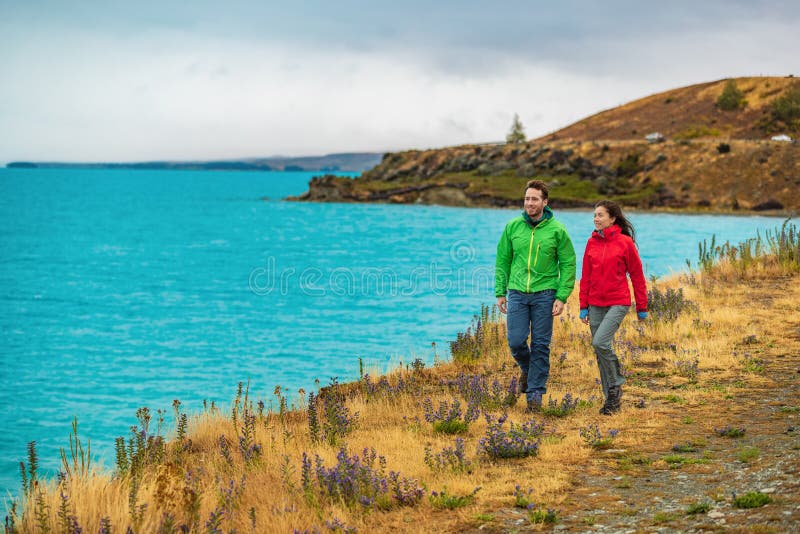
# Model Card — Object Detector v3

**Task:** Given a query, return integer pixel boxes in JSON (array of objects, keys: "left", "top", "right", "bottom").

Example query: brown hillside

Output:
[
  {"left": 543, "top": 76, "right": 800, "bottom": 141},
  {"left": 294, "top": 139, "right": 799, "bottom": 211},
  {"left": 293, "top": 77, "right": 800, "bottom": 213}
]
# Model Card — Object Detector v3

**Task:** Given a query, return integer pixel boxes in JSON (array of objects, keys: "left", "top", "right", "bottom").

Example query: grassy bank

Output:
[{"left": 6, "top": 222, "right": 800, "bottom": 533}]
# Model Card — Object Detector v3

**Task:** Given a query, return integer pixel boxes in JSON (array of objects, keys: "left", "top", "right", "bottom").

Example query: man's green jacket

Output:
[{"left": 495, "top": 206, "right": 577, "bottom": 303}]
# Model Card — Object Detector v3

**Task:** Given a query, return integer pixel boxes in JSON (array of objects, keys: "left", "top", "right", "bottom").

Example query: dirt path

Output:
[{"left": 469, "top": 278, "right": 800, "bottom": 533}]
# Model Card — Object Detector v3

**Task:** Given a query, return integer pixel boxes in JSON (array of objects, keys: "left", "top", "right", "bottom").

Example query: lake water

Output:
[{"left": 0, "top": 167, "right": 786, "bottom": 497}]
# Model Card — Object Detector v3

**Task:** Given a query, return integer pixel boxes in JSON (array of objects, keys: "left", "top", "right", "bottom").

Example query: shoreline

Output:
[{"left": 283, "top": 196, "right": 795, "bottom": 218}]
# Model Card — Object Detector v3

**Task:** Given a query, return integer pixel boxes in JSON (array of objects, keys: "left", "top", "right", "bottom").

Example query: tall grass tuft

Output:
[
  {"left": 695, "top": 219, "right": 799, "bottom": 280},
  {"left": 301, "top": 447, "right": 423, "bottom": 511},
  {"left": 422, "top": 397, "right": 480, "bottom": 434},
  {"left": 114, "top": 407, "right": 167, "bottom": 480},
  {"left": 5, "top": 501, "right": 19, "bottom": 534},
  {"left": 423, "top": 438, "right": 471, "bottom": 473},
  {"left": 448, "top": 373, "right": 519, "bottom": 410},
  {"left": 647, "top": 285, "right": 697, "bottom": 322},
  {"left": 308, "top": 384, "right": 359, "bottom": 446},
  {"left": 25, "top": 441, "right": 38, "bottom": 494},
  {"left": 540, "top": 393, "right": 583, "bottom": 417},
  {"left": 34, "top": 490, "right": 50, "bottom": 534},
  {"left": 449, "top": 304, "right": 505, "bottom": 363},
  {"left": 429, "top": 486, "right": 480, "bottom": 509},
  {"left": 59, "top": 417, "right": 91, "bottom": 481},
  {"left": 477, "top": 413, "right": 544, "bottom": 459},
  {"left": 235, "top": 383, "right": 262, "bottom": 465}
]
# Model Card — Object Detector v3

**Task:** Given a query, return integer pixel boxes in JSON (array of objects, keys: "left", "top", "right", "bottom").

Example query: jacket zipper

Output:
[
  {"left": 526, "top": 228, "right": 535, "bottom": 291},
  {"left": 601, "top": 235, "right": 607, "bottom": 278}
]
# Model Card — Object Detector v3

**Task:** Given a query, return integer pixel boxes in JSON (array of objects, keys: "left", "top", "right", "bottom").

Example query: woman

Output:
[{"left": 579, "top": 200, "right": 647, "bottom": 415}]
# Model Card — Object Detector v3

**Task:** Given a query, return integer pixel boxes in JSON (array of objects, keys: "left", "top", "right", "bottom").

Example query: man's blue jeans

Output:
[{"left": 506, "top": 289, "right": 556, "bottom": 400}]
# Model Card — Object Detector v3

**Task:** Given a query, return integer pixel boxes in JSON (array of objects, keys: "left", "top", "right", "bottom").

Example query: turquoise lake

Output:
[{"left": 0, "top": 167, "right": 787, "bottom": 497}]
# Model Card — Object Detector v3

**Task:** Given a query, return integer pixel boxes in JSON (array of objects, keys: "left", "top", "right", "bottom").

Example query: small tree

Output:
[
  {"left": 771, "top": 84, "right": 800, "bottom": 124},
  {"left": 716, "top": 79, "right": 746, "bottom": 111},
  {"left": 506, "top": 113, "right": 526, "bottom": 144}
]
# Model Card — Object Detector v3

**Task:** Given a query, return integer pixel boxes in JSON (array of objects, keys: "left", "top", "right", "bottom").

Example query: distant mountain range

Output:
[{"left": 5, "top": 152, "right": 384, "bottom": 173}]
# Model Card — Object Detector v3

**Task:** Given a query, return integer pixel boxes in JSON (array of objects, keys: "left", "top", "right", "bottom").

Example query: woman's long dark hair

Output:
[{"left": 596, "top": 200, "right": 636, "bottom": 243}]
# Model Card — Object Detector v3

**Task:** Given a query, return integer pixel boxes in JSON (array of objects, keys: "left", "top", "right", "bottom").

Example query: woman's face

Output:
[{"left": 593, "top": 206, "right": 616, "bottom": 231}]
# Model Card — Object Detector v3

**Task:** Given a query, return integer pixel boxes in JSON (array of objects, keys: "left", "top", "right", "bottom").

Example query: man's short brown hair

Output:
[{"left": 524, "top": 179, "right": 549, "bottom": 200}]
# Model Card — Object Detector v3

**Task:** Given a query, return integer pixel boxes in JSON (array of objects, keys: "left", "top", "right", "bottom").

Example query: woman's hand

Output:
[
  {"left": 579, "top": 308, "right": 589, "bottom": 325},
  {"left": 497, "top": 296, "right": 507, "bottom": 314}
]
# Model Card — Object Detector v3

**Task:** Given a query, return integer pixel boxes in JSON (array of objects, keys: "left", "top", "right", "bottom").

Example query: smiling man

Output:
[{"left": 495, "top": 179, "right": 576, "bottom": 411}]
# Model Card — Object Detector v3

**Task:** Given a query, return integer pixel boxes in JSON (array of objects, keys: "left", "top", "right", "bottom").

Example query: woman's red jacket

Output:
[{"left": 579, "top": 224, "right": 648, "bottom": 312}]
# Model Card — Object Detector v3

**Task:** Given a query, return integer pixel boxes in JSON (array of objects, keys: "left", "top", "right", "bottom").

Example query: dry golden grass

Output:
[
  {"left": 546, "top": 76, "right": 799, "bottom": 141},
  {"left": 9, "top": 256, "right": 800, "bottom": 533}
]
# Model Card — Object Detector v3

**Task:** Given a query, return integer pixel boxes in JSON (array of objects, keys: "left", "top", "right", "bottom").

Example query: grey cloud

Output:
[
  {"left": 2, "top": 0, "right": 798, "bottom": 161},
  {"left": 7, "top": 1, "right": 798, "bottom": 56},
  {"left": 4, "top": 2, "right": 797, "bottom": 84}
]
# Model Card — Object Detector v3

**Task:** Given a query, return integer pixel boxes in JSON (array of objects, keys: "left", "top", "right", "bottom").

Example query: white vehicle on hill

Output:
[{"left": 645, "top": 132, "right": 665, "bottom": 143}]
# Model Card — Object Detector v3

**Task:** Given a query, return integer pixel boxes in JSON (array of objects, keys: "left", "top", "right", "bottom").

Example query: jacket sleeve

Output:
[
  {"left": 579, "top": 238, "right": 591, "bottom": 309},
  {"left": 495, "top": 225, "right": 512, "bottom": 297},
  {"left": 555, "top": 227, "right": 577, "bottom": 303},
  {"left": 626, "top": 239, "right": 648, "bottom": 312}
]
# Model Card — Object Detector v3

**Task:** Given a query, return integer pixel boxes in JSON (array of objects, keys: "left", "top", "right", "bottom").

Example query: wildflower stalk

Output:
[{"left": 59, "top": 416, "right": 91, "bottom": 480}]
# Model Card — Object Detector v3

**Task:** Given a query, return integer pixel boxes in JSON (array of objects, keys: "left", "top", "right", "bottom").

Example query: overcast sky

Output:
[{"left": 1, "top": 1, "right": 798, "bottom": 162}]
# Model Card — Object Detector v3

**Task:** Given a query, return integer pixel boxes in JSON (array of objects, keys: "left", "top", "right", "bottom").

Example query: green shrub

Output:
[
  {"left": 733, "top": 491, "right": 772, "bottom": 509},
  {"left": 528, "top": 507, "right": 559, "bottom": 524},
  {"left": 671, "top": 441, "right": 701, "bottom": 453},
  {"left": 716, "top": 80, "right": 747, "bottom": 111},
  {"left": 737, "top": 446, "right": 760, "bottom": 463},
  {"left": 652, "top": 511, "right": 678, "bottom": 523},
  {"left": 715, "top": 425, "right": 746, "bottom": 438},
  {"left": 771, "top": 84, "right": 800, "bottom": 123},
  {"left": 647, "top": 285, "right": 697, "bottom": 322},
  {"left": 686, "top": 501, "right": 712, "bottom": 515},
  {"left": 429, "top": 487, "right": 480, "bottom": 509},
  {"left": 615, "top": 153, "right": 643, "bottom": 177},
  {"left": 662, "top": 454, "right": 708, "bottom": 468},
  {"left": 674, "top": 125, "right": 721, "bottom": 140}
]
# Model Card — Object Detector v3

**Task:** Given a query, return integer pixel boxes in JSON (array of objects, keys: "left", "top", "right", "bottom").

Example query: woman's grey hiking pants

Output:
[{"left": 589, "top": 305, "right": 628, "bottom": 398}]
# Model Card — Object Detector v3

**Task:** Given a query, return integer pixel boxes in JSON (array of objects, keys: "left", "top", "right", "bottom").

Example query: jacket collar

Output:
[
  {"left": 593, "top": 223, "right": 621, "bottom": 239},
  {"left": 522, "top": 205, "right": 554, "bottom": 227}
]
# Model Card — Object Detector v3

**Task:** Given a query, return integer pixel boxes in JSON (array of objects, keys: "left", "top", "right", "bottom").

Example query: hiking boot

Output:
[
  {"left": 600, "top": 386, "right": 622, "bottom": 415},
  {"left": 526, "top": 392, "right": 543, "bottom": 413},
  {"left": 599, "top": 389, "right": 611, "bottom": 414},
  {"left": 599, "top": 397, "right": 609, "bottom": 415},
  {"left": 518, "top": 370, "right": 528, "bottom": 394}
]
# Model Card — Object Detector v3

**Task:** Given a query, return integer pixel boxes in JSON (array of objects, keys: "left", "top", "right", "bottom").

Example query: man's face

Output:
[{"left": 524, "top": 187, "right": 547, "bottom": 219}]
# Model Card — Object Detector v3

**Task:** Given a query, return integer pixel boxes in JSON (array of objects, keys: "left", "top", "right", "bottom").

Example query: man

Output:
[{"left": 495, "top": 179, "right": 576, "bottom": 411}]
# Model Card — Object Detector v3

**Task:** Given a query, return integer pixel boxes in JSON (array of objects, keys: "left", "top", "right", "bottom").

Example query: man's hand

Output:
[
  {"left": 552, "top": 300, "right": 565, "bottom": 316},
  {"left": 497, "top": 296, "right": 507, "bottom": 314}
]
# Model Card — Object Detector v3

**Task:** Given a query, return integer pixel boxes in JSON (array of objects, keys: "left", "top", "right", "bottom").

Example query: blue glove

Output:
[
  {"left": 637, "top": 311, "right": 648, "bottom": 320},
  {"left": 579, "top": 309, "right": 588, "bottom": 321}
]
